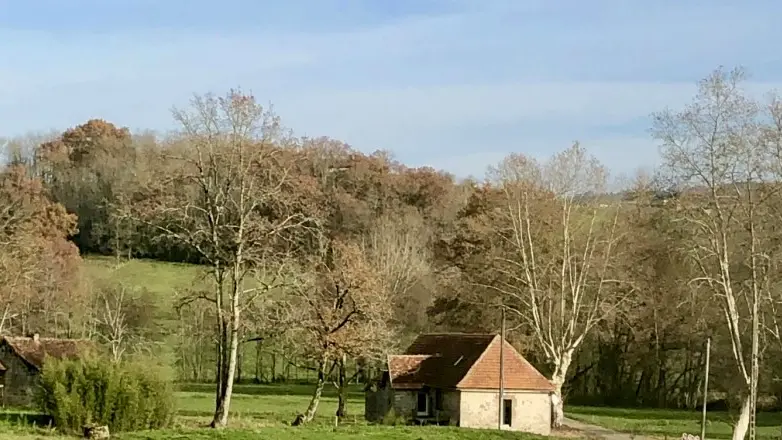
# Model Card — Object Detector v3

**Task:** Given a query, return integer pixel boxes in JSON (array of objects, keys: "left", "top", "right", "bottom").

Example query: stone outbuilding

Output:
[
  {"left": 365, "top": 333, "right": 554, "bottom": 435},
  {"left": 0, "top": 334, "right": 92, "bottom": 407}
]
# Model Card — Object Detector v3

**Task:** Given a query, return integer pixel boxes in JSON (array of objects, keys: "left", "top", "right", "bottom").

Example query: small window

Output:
[
  {"left": 417, "top": 391, "right": 429, "bottom": 415},
  {"left": 503, "top": 398, "right": 512, "bottom": 426}
]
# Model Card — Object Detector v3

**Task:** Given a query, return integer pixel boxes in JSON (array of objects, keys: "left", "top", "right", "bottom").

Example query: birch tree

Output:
[
  {"left": 484, "top": 143, "right": 626, "bottom": 428},
  {"left": 130, "top": 90, "right": 313, "bottom": 428},
  {"left": 652, "top": 67, "right": 773, "bottom": 440}
]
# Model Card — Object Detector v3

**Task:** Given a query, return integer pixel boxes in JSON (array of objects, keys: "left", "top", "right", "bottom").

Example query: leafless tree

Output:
[
  {"left": 94, "top": 285, "right": 129, "bottom": 362},
  {"left": 485, "top": 143, "right": 627, "bottom": 428},
  {"left": 652, "top": 67, "right": 777, "bottom": 440},
  {"left": 363, "top": 211, "right": 431, "bottom": 330},
  {"left": 129, "top": 90, "right": 313, "bottom": 428},
  {"left": 286, "top": 238, "right": 393, "bottom": 425}
]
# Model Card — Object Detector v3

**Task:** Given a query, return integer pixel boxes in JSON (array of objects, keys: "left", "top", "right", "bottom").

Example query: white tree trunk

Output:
[
  {"left": 211, "top": 293, "right": 241, "bottom": 427},
  {"left": 550, "top": 351, "right": 573, "bottom": 429},
  {"left": 733, "top": 396, "right": 751, "bottom": 440}
]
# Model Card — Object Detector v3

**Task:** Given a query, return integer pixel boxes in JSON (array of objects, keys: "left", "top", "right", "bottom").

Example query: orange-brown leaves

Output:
[
  {"left": 60, "top": 119, "right": 132, "bottom": 165},
  {"left": 37, "top": 119, "right": 131, "bottom": 167},
  {"left": 0, "top": 165, "right": 77, "bottom": 240},
  {"left": 292, "top": 238, "right": 394, "bottom": 361},
  {"left": 0, "top": 165, "right": 83, "bottom": 334}
]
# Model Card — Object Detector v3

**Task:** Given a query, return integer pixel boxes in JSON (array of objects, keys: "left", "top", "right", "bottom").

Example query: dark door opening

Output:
[
  {"left": 502, "top": 398, "right": 512, "bottom": 426},
  {"left": 417, "top": 391, "right": 429, "bottom": 416}
]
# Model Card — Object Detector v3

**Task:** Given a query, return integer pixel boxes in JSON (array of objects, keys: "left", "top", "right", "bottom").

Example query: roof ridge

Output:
[
  {"left": 418, "top": 332, "right": 497, "bottom": 337},
  {"left": 389, "top": 354, "right": 435, "bottom": 361}
]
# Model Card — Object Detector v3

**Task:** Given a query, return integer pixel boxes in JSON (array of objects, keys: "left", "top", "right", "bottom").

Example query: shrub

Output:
[
  {"left": 381, "top": 407, "right": 407, "bottom": 426},
  {"left": 36, "top": 356, "right": 175, "bottom": 433}
]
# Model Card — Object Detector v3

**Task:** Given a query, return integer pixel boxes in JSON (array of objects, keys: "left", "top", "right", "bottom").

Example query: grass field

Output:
[
  {"left": 174, "top": 384, "right": 782, "bottom": 440},
  {"left": 567, "top": 406, "right": 782, "bottom": 440},
  {"left": 83, "top": 255, "right": 207, "bottom": 299},
  {"left": 174, "top": 383, "right": 365, "bottom": 425},
  {"left": 0, "top": 383, "right": 550, "bottom": 439},
  {"left": 2, "top": 382, "right": 782, "bottom": 439}
]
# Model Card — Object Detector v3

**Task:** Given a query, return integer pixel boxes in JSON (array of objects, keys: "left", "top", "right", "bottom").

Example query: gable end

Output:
[{"left": 457, "top": 336, "right": 553, "bottom": 392}]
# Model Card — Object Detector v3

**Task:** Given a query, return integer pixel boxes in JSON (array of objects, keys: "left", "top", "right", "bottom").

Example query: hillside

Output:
[
  {"left": 81, "top": 255, "right": 323, "bottom": 384},
  {"left": 83, "top": 255, "right": 208, "bottom": 301}
]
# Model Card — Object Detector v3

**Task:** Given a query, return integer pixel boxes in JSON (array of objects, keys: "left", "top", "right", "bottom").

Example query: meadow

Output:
[
  {"left": 566, "top": 406, "right": 782, "bottom": 440},
  {"left": 3, "top": 383, "right": 782, "bottom": 439},
  {"left": 0, "top": 383, "right": 551, "bottom": 439}
]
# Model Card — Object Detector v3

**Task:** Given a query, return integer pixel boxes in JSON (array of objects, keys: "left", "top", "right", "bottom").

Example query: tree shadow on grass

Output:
[
  {"left": 177, "top": 382, "right": 364, "bottom": 398},
  {"left": 0, "top": 409, "right": 53, "bottom": 428},
  {"left": 568, "top": 406, "right": 703, "bottom": 421}
]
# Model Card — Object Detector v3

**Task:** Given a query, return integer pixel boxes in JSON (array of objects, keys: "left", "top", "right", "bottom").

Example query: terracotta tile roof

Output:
[
  {"left": 387, "top": 355, "right": 432, "bottom": 389},
  {"left": 386, "top": 333, "right": 553, "bottom": 392},
  {"left": 458, "top": 337, "right": 554, "bottom": 391},
  {"left": 2, "top": 336, "right": 92, "bottom": 371}
]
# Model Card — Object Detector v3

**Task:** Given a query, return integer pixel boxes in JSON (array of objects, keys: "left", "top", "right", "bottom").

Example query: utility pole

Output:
[
  {"left": 701, "top": 337, "right": 710, "bottom": 440},
  {"left": 498, "top": 306, "right": 506, "bottom": 430}
]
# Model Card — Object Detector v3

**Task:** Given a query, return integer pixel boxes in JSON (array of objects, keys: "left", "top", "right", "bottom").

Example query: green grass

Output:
[
  {"left": 0, "top": 383, "right": 549, "bottom": 439},
  {"left": 7, "top": 377, "right": 782, "bottom": 440},
  {"left": 566, "top": 406, "right": 782, "bottom": 440},
  {"left": 118, "top": 426, "right": 549, "bottom": 440},
  {"left": 175, "top": 383, "right": 364, "bottom": 425},
  {"left": 83, "top": 255, "right": 207, "bottom": 299}
]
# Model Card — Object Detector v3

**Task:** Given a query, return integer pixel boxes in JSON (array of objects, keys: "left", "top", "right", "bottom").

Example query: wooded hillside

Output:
[{"left": 1, "top": 68, "right": 780, "bottom": 433}]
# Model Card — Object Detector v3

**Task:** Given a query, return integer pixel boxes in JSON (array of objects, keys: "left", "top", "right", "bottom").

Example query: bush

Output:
[
  {"left": 36, "top": 356, "right": 175, "bottom": 433},
  {"left": 381, "top": 408, "right": 407, "bottom": 426}
]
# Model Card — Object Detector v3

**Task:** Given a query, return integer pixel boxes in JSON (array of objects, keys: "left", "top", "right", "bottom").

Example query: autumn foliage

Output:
[
  {"left": 8, "top": 67, "right": 782, "bottom": 436},
  {"left": 0, "top": 165, "right": 83, "bottom": 335}
]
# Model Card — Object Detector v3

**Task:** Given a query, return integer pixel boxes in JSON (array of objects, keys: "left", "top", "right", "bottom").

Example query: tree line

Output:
[{"left": 1, "top": 67, "right": 780, "bottom": 438}]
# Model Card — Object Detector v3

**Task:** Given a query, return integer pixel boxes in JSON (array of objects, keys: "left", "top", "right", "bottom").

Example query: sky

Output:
[{"left": 1, "top": 0, "right": 781, "bottom": 179}]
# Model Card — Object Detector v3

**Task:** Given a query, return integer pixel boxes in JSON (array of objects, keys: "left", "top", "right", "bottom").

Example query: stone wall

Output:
[
  {"left": 458, "top": 389, "right": 551, "bottom": 435},
  {"left": 393, "top": 390, "right": 417, "bottom": 419},
  {"left": 394, "top": 389, "right": 460, "bottom": 424},
  {"left": 0, "top": 344, "right": 38, "bottom": 407},
  {"left": 441, "top": 390, "right": 461, "bottom": 425},
  {"left": 365, "top": 387, "right": 465, "bottom": 428},
  {"left": 364, "top": 383, "right": 393, "bottom": 422}
]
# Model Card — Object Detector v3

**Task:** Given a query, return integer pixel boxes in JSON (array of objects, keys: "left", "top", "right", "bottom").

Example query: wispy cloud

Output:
[{"left": 1, "top": 0, "right": 780, "bottom": 177}]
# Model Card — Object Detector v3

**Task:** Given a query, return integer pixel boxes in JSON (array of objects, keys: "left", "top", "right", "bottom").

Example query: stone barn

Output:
[
  {"left": 365, "top": 333, "right": 554, "bottom": 435},
  {"left": 0, "top": 334, "right": 92, "bottom": 407}
]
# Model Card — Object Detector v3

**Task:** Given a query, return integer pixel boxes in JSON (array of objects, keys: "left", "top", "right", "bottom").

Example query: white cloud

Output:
[{"left": 1, "top": 0, "right": 781, "bottom": 178}]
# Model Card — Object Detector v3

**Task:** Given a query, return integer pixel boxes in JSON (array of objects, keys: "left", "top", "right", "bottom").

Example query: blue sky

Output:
[{"left": 1, "top": 0, "right": 781, "bottom": 178}]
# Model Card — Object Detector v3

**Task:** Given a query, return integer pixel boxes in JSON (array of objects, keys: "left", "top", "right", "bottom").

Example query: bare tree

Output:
[
  {"left": 174, "top": 299, "right": 214, "bottom": 382},
  {"left": 94, "top": 285, "right": 129, "bottom": 362},
  {"left": 129, "top": 90, "right": 312, "bottom": 428},
  {"left": 287, "top": 238, "right": 393, "bottom": 425},
  {"left": 363, "top": 211, "right": 431, "bottom": 330},
  {"left": 484, "top": 143, "right": 626, "bottom": 428},
  {"left": 652, "top": 67, "right": 776, "bottom": 440}
]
